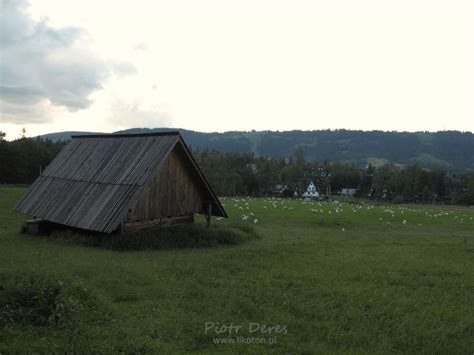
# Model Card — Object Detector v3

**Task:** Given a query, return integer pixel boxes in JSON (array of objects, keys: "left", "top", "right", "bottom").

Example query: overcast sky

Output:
[{"left": 0, "top": 0, "right": 472, "bottom": 139}]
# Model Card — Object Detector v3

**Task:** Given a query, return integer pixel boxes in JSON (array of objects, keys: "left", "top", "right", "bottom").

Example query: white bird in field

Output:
[
  {"left": 253, "top": 219, "right": 258, "bottom": 224},
  {"left": 402, "top": 219, "right": 407, "bottom": 224},
  {"left": 242, "top": 215, "right": 249, "bottom": 221}
]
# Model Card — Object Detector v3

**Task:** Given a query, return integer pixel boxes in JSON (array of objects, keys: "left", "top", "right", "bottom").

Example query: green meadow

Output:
[{"left": 0, "top": 185, "right": 473, "bottom": 353}]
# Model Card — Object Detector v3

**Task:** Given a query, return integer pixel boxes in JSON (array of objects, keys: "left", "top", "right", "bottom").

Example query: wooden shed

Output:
[{"left": 14, "top": 132, "right": 227, "bottom": 233}]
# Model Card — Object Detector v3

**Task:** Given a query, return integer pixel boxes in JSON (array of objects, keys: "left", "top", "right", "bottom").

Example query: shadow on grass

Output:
[{"left": 41, "top": 222, "right": 259, "bottom": 251}]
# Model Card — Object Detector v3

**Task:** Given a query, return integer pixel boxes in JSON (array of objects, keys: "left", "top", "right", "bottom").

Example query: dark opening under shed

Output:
[{"left": 14, "top": 132, "right": 227, "bottom": 233}]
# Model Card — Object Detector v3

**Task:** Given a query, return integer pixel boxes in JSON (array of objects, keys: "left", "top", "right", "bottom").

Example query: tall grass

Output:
[
  {"left": 46, "top": 222, "right": 259, "bottom": 251},
  {"left": 0, "top": 271, "right": 105, "bottom": 327}
]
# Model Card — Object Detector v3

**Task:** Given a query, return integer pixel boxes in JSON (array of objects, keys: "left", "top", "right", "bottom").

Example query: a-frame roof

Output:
[{"left": 14, "top": 131, "right": 227, "bottom": 233}]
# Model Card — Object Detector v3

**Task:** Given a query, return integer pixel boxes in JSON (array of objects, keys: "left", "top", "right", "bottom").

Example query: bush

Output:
[
  {"left": 421, "top": 186, "right": 432, "bottom": 203},
  {"left": 391, "top": 196, "right": 405, "bottom": 204},
  {"left": 47, "top": 222, "right": 259, "bottom": 251},
  {"left": 0, "top": 272, "right": 102, "bottom": 327},
  {"left": 456, "top": 191, "right": 474, "bottom": 206}
]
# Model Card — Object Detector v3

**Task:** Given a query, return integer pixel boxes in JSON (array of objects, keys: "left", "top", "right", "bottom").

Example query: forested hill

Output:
[{"left": 39, "top": 129, "right": 474, "bottom": 170}]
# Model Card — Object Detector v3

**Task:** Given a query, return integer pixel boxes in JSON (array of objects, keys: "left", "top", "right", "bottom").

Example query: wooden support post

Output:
[{"left": 206, "top": 203, "right": 212, "bottom": 228}]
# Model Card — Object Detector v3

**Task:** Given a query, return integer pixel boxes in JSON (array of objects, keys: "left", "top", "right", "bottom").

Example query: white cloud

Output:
[
  {"left": 0, "top": 0, "right": 135, "bottom": 124},
  {"left": 109, "top": 99, "right": 172, "bottom": 128}
]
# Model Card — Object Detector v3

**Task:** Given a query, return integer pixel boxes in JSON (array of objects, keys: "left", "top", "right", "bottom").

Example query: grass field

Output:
[{"left": 1, "top": 185, "right": 473, "bottom": 353}]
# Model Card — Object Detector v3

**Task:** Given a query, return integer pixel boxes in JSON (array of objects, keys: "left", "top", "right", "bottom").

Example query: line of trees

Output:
[
  {"left": 1, "top": 133, "right": 473, "bottom": 205},
  {"left": 0, "top": 133, "right": 65, "bottom": 184},
  {"left": 193, "top": 148, "right": 474, "bottom": 205}
]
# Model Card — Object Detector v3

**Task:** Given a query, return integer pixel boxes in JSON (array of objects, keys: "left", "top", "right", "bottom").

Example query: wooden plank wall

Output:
[{"left": 126, "top": 145, "right": 207, "bottom": 222}]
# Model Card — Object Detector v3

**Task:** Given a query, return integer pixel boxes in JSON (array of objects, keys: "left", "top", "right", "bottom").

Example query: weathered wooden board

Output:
[
  {"left": 122, "top": 215, "right": 195, "bottom": 232},
  {"left": 126, "top": 144, "right": 209, "bottom": 222}
]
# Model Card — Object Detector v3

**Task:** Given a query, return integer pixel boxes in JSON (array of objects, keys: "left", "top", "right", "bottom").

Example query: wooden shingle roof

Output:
[{"left": 14, "top": 132, "right": 226, "bottom": 233}]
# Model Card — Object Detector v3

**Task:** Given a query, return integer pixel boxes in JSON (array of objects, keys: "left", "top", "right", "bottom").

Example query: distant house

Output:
[
  {"left": 340, "top": 188, "right": 357, "bottom": 196},
  {"left": 274, "top": 184, "right": 289, "bottom": 196},
  {"left": 381, "top": 189, "right": 393, "bottom": 200},
  {"left": 302, "top": 181, "right": 320, "bottom": 199},
  {"left": 247, "top": 163, "right": 258, "bottom": 174},
  {"left": 14, "top": 132, "right": 227, "bottom": 233}
]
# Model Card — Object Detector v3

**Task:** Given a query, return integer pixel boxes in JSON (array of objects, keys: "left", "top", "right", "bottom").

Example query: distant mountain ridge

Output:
[{"left": 38, "top": 128, "right": 474, "bottom": 171}]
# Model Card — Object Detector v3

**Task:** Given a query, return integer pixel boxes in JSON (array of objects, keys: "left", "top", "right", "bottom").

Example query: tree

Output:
[
  {"left": 372, "top": 164, "right": 399, "bottom": 198},
  {"left": 359, "top": 164, "right": 374, "bottom": 195},
  {"left": 294, "top": 147, "right": 305, "bottom": 167},
  {"left": 421, "top": 186, "right": 432, "bottom": 204},
  {"left": 0, "top": 131, "right": 5, "bottom": 141},
  {"left": 430, "top": 168, "right": 445, "bottom": 198},
  {"left": 257, "top": 159, "right": 277, "bottom": 194},
  {"left": 0, "top": 137, "right": 65, "bottom": 184},
  {"left": 280, "top": 165, "right": 299, "bottom": 187}
]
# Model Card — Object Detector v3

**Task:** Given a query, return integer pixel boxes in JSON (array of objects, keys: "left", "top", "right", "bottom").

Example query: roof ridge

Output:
[{"left": 72, "top": 131, "right": 181, "bottom": 138}]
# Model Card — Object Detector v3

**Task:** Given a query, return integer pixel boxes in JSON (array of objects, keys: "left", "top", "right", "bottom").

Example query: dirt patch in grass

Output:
[{"left": 44, "top": 223, "right": 259, "bottom": 251}]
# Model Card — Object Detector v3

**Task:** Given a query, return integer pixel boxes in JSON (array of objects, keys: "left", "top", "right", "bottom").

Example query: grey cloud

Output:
[
  {"left": 0, "top": 99, "right": 50, "bottom": 124},
  {"left": 0, "top": 0, "right": 134, "bottom": 123}
]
